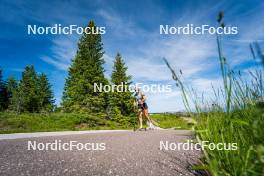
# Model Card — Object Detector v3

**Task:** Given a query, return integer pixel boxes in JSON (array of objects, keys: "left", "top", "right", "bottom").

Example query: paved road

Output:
[{"left": 0, "top": 130, "right": 201, "bottom": 176}]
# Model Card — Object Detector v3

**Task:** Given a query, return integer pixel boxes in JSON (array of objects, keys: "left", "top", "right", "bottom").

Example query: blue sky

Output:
[{"left": 0, "top": 0, "right": 264, "bottom": 112}]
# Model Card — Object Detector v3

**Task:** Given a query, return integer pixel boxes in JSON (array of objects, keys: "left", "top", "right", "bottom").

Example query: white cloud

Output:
[
  {"left": 41, "top": 56, "right": 69, "bottom": 71},
  {"left": 151, "top": 36, "right": 216, "bottom": 78},
  {"left": 97, "top": 9, "right": 146, "bottom": 38},
  {"left": 104, "top": 53, "right": 114, "bottom": 63},
  {"left": 127, "top": 58, "right": 171, "bottom": 81},
  {"left": 192, "top": 78, "right": 222, "bottom": 91},
  {"left": 146, "top": 90, "right": 183, "bottom": 113},
  {"left": 41, "top": 35, "right": 78, "bottom": 70}
]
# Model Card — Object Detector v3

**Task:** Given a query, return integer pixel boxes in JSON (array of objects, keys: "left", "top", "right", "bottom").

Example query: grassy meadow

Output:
[
  {"left": 0, "top": 112, "right": 125, "bottom": 134},
  {"left": 151, "top": 113, "right": 193, "bottom": 129},
  {"left": 0, "top": 112, "right": 191, "bottom": 134}
]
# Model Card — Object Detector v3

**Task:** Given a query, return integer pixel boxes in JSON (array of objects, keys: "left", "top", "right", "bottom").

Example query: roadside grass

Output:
[
  {"left": 164, "top": 12, "right": 264, "bottom": 175},
  {"left": 0, "top": 112, "right": 191, "bottom": 134},
  {"left": 165, "top": 57, "right": 264, "bottom": 175},
  {"left": 0, "top": 112, "right": 131, "bottom": 134},
  {"left": 195, "top": 107, "right": 264, "bottom": 175},
  {"left": 150, "top": 114, "right": 193, "bottom": 129}
]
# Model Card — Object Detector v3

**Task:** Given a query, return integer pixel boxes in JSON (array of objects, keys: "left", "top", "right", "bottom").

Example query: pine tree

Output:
[
  {"left": 18, "top": 65, "right": 39, "bottom": 112},
  {"left": 9, "top": 66, "right": 55, "bottom": 113},
  {"left": 38, "top": 73, "right": 54, "bottom": 111},
  {"left": 0, "top": 69, "right": 8, "bottom": 111},
  {"left": 62, "top": 20, "right": 108, "bottom": 113},
  {"left": 6, "top": 76, "right": 18, "bottom": 108},
  {"left": 9, "top": 84, "right": 24, "bottom": 114},
  {"left": 110, "top": 53, "right": 134, "bottom": 118}
]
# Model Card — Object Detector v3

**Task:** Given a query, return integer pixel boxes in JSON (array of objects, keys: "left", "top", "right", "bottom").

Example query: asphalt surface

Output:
[{"left": 0, "top": 130, "right": 201, "bottom": 176}]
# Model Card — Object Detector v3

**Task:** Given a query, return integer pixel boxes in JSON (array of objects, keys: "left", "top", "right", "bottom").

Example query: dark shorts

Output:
[{"left": 138, "top": 103, "right": 148, "bottom": 110}]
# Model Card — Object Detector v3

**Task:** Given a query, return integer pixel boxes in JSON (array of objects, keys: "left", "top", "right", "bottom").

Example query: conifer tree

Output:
[
  {"left": 19, "top": 65, "right": 39, "bottom": 112},
  {"left": 9, "top": 83, "right": 23, "bottom": 113},
  {"left": 38, "top": 73, "right": 54, "bottom": 111},
  {"left": 6, "top": 76, "right": 17, "bottom": 107},
  {"left": 8, "top": 66, "right": 55, "bottom": 113},
  {"left": 110, "top": 53, "right": 134, "bottom": 118},
  {"left": 62, "top": 20, "right": 107, "bottom": 113}
]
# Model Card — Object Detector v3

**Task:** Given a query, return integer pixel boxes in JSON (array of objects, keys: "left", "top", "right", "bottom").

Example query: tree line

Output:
[
  {"left": 0, "top": 66, "right": 54, "bottom": 113},
  {"left": 0, "top": 20, "right": 135, "bottom": 121}
]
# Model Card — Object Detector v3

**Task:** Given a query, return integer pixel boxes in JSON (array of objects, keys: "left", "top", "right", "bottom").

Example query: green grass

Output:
[
  {"left": 0, "top": 112, "right": 132, "bottom": 134},
  {"left": 195, "top": 108, "right": 264, "bottom": 175},
  {"left": 150, "top": 114, "right": 193, "bottom": 129},
  {"left": 0, "top": 112, "right": 191, "bottom": 134}
]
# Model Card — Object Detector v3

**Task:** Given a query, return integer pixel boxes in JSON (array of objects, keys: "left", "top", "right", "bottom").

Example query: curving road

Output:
[{"left": 0, "top": 130, "right": 202, "bottom": 176}]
